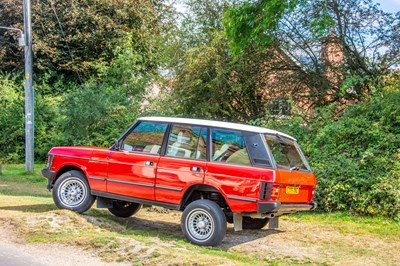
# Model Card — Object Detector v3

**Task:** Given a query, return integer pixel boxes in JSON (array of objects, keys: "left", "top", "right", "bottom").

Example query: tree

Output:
[
  {"left": 224, "top": 0, "right": 400, "bottom": 106},
  {"left": 0, "top": 0, "right": 172, "bottom": 82},
  {"left": 155, "top": 0, "right": 275, "bottom": 121}
]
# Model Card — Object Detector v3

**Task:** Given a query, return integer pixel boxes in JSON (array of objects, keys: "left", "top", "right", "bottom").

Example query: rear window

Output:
[{"left": 265, "top": 136, "right": 308, "bottom": 171}]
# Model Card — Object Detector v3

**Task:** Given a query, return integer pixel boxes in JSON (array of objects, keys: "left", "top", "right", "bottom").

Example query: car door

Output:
[
  {"left": 155, "top": 124, "right": 208, "bottom": 204},
  {"left": 204, "top": 128, "right": 265, "bottom": 212},
  {"left": 107, "top": 121, "right": 168, "bottom": 200}
]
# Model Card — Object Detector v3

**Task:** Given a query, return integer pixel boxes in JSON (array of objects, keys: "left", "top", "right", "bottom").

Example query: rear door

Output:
[
  {"left": 155, "top": 124, "right": 207, "bottom": 204},
  {"left": 107, "top": 121, "right": 168, "bottom": 200},
  {"left": 265, "top": 135, "right": 316, "bottom": 203},
  {"left": 204, "top": 128, "right": 264, "bottom": 212}
]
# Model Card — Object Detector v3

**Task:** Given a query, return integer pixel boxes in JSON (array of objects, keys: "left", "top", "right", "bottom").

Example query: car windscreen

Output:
[{"left": 265, "top": 135, "right": 309, "bottom": 171}]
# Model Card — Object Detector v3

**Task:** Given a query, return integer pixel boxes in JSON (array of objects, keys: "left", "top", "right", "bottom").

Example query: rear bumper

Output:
[
  {"left": 41, "top": 168, "right": 56, "bottom": 190},
  {"left": 258, "top": 201, "right": 316, "bottom": 214}
]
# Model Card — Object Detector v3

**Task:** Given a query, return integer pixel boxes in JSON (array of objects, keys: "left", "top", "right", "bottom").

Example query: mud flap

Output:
[
  {"left": 96, "top": 197, "right": 113, "bottom": 208},
  {"left": 268, "top": 217, "right": 279, "bottom": 229},
  {"left": 233, "top": 213, "right": 243, "bottom": 231}
]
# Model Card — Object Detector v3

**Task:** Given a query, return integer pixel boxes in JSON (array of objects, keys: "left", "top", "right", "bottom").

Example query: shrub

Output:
[
  {"left": 265, "top": 91, "right": 400, "bottom": 220},
  {"left": 0, "top": 73, "right": 61, "bottom": 162}
]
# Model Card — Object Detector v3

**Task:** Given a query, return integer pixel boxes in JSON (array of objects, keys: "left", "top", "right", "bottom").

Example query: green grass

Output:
[
  {"left": 284, "top": 211, "right": 400, "bottom": 239},
  {"left": 0, "top": 164, "right": 49, "bottom": 197}
]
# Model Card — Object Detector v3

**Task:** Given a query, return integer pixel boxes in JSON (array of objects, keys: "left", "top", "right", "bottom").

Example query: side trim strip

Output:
[
  {"left": 89, "top": 176, "right": 106, "bottom": 181},
  {"left": 107, "top": 178, "right": 154, "bottom": 188},
  {"left": 155, "top": 185, "right": 183, "bottom": 192},
  {"left": 91, "top": 190, "right": 180, "bottom": 210},
  {"left": 227, "top": 195, "right": 257, "bottom": 202},
  {"left": 206, "top": 172, "right": 262, "bottom": 182}
]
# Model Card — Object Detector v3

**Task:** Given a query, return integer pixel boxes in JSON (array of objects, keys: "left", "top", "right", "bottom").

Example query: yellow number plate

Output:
[{"left": 286, "top": 186, "right": 299, "bottom": 194}]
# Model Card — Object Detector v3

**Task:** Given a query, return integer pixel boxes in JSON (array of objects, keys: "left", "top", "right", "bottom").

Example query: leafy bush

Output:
[
  {"left": 59, "top": 82, "right": 140, "bottom": 147},
  {"left": 265, "top": 91, "right": 400, "bottom": 220},
  {"left": 0, "top": 73, "right": 61, "bottom": 162},
  {"left": 0, "top": 74, "right": 24, "bottom": 162}
]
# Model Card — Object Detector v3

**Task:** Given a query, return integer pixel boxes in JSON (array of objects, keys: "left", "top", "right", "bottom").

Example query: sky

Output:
[
  {"left": 373, "top": 0, "right": 400, "bottom": 13},
  {"left": 175, "top": 1, "right": 400, "bottom": 14}
]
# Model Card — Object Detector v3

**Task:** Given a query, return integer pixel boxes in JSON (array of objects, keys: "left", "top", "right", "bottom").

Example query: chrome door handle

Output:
[
  {"left": 191, "top": 166, "right": 201, "bottom": 172},
  {"left": 145, "top": 161, "right": 154, "bottom": 166}
]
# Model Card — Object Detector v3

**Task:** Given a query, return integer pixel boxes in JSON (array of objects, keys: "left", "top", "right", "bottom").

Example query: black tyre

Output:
[
  {"left": 52, "top": 170, "right": 95, "bottom": 213},
  {"left": 181, "top": 200, "right": 227, "bottom": 246},
  {"left": 108, "top": 201, "right": 142, "bottom": 218},
  {"left": 243, "top": 217, "right": 270, "bottom": 229}
]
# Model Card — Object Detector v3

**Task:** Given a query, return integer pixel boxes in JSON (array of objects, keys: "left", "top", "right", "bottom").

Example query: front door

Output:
[{"left": 107, "top": 121, "right": 168, "bottom": 200}]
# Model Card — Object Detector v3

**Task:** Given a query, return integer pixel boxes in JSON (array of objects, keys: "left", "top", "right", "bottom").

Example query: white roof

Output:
[{"left": 138, "top": 116, "right": 296, "bottom": 140}]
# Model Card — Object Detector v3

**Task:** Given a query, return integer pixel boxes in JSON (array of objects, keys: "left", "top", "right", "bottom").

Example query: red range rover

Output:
[{"left": 42, "top": 117, "right": 316, "bottom": 246}]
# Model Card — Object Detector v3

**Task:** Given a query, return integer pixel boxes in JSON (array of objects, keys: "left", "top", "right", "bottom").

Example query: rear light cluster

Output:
[
  {"left": 309, "top": 187, "right": 316, "bottom": 200},
  {"left": 260, "top": 182, "right": 281, "bottom": 201}
]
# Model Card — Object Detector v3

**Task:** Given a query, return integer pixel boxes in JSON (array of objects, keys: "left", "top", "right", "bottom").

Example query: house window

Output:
[{"left": 268, "top": 98, "right": 291, "bottom": 116}]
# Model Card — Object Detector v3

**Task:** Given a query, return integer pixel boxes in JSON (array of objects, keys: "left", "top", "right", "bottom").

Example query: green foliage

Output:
[
  {"left": 58, "top": 36, "right": 150, "bottom": 146},
  {"left": 263, "top": 90, "right": 400, "bottom": 220},
  {"left": 0, "top": 73, "right": 60, "bottom": 162},
  {"left": 0, "top": 37, "right": 149, "bottom": 161},
  {"left": 0, "top": 74, "right": 24, "bottom": 162},
  {"left": 59, "top": 83, "right": 139, "bottom": 147},
  {"left": 224, "top": 0, "right": 300, "bottom": 55},
  {"left": 0, "top": 0, "right": 170, "bottom": 82},
  {"left": 158, "top": 0, "right": 270, "bottom": 121}
]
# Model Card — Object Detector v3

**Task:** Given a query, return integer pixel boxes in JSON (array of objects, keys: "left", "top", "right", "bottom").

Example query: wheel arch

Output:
[
  {"left": 53, "top": 164, "right": 88, "bottom": 186},
  {"left": 179, "top": 184, "right": 231, "bottom": 211}
]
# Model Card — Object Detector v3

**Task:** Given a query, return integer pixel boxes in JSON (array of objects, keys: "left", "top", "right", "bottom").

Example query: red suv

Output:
[{"left": 42, "top": 117, "right": 316, "bottom": 246}]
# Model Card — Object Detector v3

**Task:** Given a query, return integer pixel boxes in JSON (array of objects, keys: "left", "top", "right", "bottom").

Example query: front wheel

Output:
[
  {"left": 52, "top": 170, "right": 95, "bottom": 213},
  {"left": 181, "top": 200, "right": 226, "bottom": 246},
  {"left": 108, "top": 201, "right": 142, "bottom": 217}
]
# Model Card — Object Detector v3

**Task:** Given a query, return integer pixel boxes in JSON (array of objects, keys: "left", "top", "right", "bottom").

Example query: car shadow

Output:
[
  {"left": 0, "top": 204, "right": 56, "bottom": 213},
  {"left": 84, "top": 209, "right": 284, "bottom": 249},
  {"left": 222, "top": 227, "right": 284, "bottom": 248},
  {"left": 0, "top": 203, "right": 284, "bottom": 248}
]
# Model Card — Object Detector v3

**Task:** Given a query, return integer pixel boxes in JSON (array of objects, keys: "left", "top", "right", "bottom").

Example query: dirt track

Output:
[{"left": 0, "top": 223, "right": 129, "bottom": 266}]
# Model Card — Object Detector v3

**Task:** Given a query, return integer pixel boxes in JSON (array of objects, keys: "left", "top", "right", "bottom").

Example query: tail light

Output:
[
  {"left": 260, "top": 182, "right": 281, "bottom": 201},
  {"left": 309, "top": 187, "right": 316, "bottom": 200}
]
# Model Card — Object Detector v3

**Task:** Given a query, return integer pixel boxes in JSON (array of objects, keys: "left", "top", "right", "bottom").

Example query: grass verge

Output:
[{"left": 1, "top": 164, "right": 399, "bottom": 265}]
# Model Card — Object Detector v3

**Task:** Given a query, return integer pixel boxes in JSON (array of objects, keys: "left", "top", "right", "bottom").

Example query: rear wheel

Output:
[
  {"left": 243, "top": 217, "right": 270, "bottom": 229},
  {"left": 108, "top": 201, "right": 142, "bottom": 218},
  {"left": 181, "top": 200, "right": 226, "bottom": 246},
  {"left": 52, "top": 170, "right": 95, "bottom": 213}
]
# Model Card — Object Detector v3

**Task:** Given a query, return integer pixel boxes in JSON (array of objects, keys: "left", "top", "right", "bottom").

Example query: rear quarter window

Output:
[{"left": 211, "top": 128, "right": 251, "bottom": 165}]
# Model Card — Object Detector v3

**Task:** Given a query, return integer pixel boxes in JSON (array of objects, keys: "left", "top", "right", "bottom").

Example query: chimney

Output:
[{"left": 321, "top": 31, "right": 344, "bottom": 68}]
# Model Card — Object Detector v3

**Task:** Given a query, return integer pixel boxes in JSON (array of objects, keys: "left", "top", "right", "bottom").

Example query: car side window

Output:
[
  {"left": 211, "top": 128, "right": 251, "bottom": 165},
  {"left": 166, "top": 124, "right": 206, "bottom": 159},
  {"left": 121, "top": 121, "right": 167, "bottom": 154},
  {"left": 166, "top": 125, "right": 207, "bottom": 160}
]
